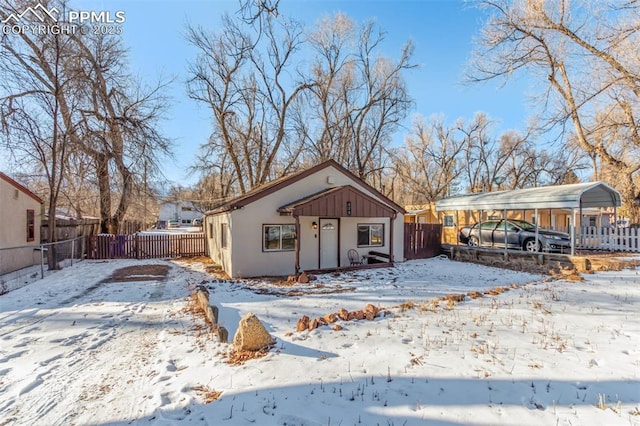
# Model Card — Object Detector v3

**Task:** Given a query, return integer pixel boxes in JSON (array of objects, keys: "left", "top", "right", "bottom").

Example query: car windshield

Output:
[{"left": 508, "top": 220, "right": 537, "bottom": 232}]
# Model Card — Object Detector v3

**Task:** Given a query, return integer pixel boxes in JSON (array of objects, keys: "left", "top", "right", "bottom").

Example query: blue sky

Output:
[{"left": 80, "top": 1, "right": 533, "bottom": 185}]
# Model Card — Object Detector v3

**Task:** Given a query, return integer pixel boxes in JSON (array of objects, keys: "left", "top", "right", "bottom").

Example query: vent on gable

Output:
[
  {"left": 327, "top": 176, "right": 335, "bottom": 185},
  {"left": 13, "top": 189, "right": 19, "bottom": 199}
]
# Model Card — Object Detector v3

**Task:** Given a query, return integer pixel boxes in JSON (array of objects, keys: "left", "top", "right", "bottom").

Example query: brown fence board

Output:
[
  {"left": 87, "top": 233, "right": 205, "bottom": 260},
  {"left": 404, "top": 223, "right": 442, "bottom": 260}
]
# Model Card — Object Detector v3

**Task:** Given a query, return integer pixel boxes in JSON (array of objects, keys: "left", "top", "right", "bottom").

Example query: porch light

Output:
[{"left": 312, "top": 221, "right": 318, "bottom": 230}]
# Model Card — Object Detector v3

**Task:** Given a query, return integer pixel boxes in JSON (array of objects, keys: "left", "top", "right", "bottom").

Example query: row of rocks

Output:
[
  {"left": 194, "top": 287, "right": 275, "bottom": 352},
  {"left": 194, "top": 286, "right": 229, "bottom": 343},
  {"left": 296, "top": 303, "right": 385, "bottom": 332}
]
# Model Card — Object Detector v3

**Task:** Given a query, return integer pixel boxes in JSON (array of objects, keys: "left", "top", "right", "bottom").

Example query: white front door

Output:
[{"left": 319, "top": 218, "right": 339, "bottom": 269}]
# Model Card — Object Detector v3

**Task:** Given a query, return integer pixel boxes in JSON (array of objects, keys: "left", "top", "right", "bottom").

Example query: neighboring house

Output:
[
  {"left": 158, "top": 200, "right": 202, "bottom": 226},
  {"left": 404, "top": 204, "right": 438, "bottom": 224},
  {"left": 203, "top": 160, "right": 405, "bottom": 278},
  {"left": 0, "top": 172, "right": 43, "bottom": 275}
]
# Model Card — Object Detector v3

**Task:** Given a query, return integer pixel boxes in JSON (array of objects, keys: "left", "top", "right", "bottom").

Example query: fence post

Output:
[
  {"left": 71, "top": 238, "right": 75, "bottom": 267},
  {"left": 40, "top": 244, "right": 45, "bottom": 279}
]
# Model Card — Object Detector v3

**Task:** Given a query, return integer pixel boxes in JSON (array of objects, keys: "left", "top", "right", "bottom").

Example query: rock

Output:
[
  {"left": 216, "top": 326, "right": 229, "bottom": 343},
  {"left": 233, "top": 312, "right": 275, "bottom": 351},
  {"left": 338, "top": 308, "right": 349, "bottom": 321},
  {"left": 297, "top": 272, "right": 309, "bottom": 283},
  {"left": 324, "top": 313, "right": 338, "bottom": 323},
  {"left": 364, "top": 304, "right": 378, "bottom": 317},
  {"left": 296, "top": 315, "right": 310, "bottom": 332},
  {"left": 308, "top": 318, "right": 319, "bottom": 331},
  {"left": 204, "top": 305, "right": 218, "bottom": 325},
  {"left": 333, "top": 324, "right": 343, "bottom": 331},
  {"left": 196, "top": 289, "right": 210, "bottom": 307},
  {"left": 287, "top": 275, "right": 297, "bottom": 283}
]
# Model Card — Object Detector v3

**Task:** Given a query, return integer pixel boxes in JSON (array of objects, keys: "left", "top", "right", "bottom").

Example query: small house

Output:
[
  {"left": 158, "top": 200, "right": 201, "bottom": 227},
  {"left": 0, "top": 172, "right": 43, "bottom": 275},
  {"left": 203, "top": 160, "right": 405, "bottom": 278}
]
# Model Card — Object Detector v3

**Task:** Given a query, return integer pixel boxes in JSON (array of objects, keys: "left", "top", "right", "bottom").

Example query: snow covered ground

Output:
[{"left": 0, "top": 256, "right": 638, "bottom": 425}]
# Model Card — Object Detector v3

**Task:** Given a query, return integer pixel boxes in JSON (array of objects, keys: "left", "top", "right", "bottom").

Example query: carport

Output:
[{"left": 435, "top": 181, "right": 622, "bottom": 255}]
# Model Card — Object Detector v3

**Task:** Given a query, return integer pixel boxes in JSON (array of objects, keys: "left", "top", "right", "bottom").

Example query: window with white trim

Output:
[
  {"left": 221, "top": 223, "right": 228, "bottom": 248},
  {"left": 263, "top": 224, "right": 296, "bottom": 251},
  {"left": 443, "top": 215, "right": 455, "bottom": 227},
  {"left": 357, "top": 223, "right": 383, "bottom": 247}
]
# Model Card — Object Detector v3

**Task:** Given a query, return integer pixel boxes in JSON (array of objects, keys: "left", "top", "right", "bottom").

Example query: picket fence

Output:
[{"left": 579, "top": 227, "right": 639, "bottom": 252}]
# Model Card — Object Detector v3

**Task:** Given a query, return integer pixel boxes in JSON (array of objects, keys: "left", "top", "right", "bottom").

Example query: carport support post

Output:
[
  {"left": 503, "top": 209, "right": 508, "bottom": 260},
  {"left": 479, "top": 210, "right": 483, "bottom": 246},
  {"left": 571, "top": 208, "right": 576, "bottom": 256},
  {"left": 534, "top": 208, "right": 539, "bottom": 253},
  {"left": 455, "top": 210, "right": 460, "bottom": 246}
]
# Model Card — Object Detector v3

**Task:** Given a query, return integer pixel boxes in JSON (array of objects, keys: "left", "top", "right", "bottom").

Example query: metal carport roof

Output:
[{"left": 435, "top": 181, "right": 621, "bottom": 211}]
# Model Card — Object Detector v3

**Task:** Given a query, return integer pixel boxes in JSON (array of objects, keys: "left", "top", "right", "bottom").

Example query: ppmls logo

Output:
[
  {"left": 2, "top": 3, "right": 125, "bottom": 35},
  {"left": 1, "top": 4, "right": 59, "bottom": 24}
]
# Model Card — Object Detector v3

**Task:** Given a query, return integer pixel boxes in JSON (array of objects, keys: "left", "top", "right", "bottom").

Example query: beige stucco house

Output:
[
  {"left": 203, "top": 160, "right": 405, "bottom": 278},
  {"left": 0, "top": 172, "right": 43, "bottom": 275}
]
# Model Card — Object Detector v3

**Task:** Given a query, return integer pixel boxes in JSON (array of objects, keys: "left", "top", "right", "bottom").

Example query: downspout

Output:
[
  {"left": 294, "top": 214, "right": 300, "bottom": 274},
  {"left": 389, "top": 212, "right": 396, "bottom": 263}
]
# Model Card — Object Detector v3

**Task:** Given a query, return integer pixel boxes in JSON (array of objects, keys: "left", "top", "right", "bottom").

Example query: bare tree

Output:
[
  {"left": 1, "top": 0, "right": 172, "bottom": 234},
  {"left": 393, "top": 115, "right": 465, "bottom": 204},
  {"left": 186, "top": 2, "right": 311, "bottom": 194},
  {"left": 300, "top": 13, "right": 415, "bottom": 182},
  {"left": 468, "top": 0, "right": 640, "bottom": 221}
]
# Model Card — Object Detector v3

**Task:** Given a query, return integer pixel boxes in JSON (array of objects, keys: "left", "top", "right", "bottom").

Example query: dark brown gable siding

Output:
[{"left": 292, "top": 186, "right": 395, "bottom": 218}]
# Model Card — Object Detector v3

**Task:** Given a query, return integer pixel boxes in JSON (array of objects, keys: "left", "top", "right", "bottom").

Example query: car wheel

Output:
[
  {"left": 468, "top": 236, "right": 479, "bottom": 247},
  {"left": 523, "top": 239, "right": 541, "bottom": 252}
]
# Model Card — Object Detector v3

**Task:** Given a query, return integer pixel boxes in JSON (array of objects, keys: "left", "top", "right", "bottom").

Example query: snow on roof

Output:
[{"left": 435, "top": 181, "right": 621, "bottom": 211}]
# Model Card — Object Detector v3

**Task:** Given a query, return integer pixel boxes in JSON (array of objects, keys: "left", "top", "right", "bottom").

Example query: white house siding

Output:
[
  {"left": 0, "top": 176, "right": 42, "bottom": 275},
  {"left": 209, "top": 164, "right": 404, "bottom": 278},
  {"left": 159, "top": 201, "right": 201, "bottom": 225},
  {"left": 205, "top": 213, "right": 232, "bottom": 275}
]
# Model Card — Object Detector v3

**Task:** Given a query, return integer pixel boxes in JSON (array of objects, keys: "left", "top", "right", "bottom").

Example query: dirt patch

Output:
[{"left": 107, "top": 265, "right": 170, "bottom": 282}]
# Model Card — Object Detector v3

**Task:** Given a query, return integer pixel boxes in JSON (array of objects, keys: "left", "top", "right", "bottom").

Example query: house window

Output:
[
  {"left": 181, "top": 206, "right": 193, "bottom": 211},
  {"left": 208, "top": 222, "right": 213, "bottom": 239},
  {"left": 443, "top": 215, "right": 455, "bottom": 227},
  {"left": 26, "top": 209, "right": 35, "bottom": 242},
  {"left": 263, "top": 224, "right": 296, "bottom": 251},
  {"left": 221, "top": 223, "right": 228, "bottom": 248},
  {"left": 357, "top": 223, "right": 383, "bottom": 247}
]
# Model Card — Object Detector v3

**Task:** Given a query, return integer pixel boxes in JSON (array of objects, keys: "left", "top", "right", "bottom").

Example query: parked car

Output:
[
  {"left": 167, "top": 220, "right": 180, "bottom": 228},
  {"left": 458, "top": 219, "right": 571, "bottom": 252},
  {"left": 192, "top": 218, "right": 203, "bottom": 227}
]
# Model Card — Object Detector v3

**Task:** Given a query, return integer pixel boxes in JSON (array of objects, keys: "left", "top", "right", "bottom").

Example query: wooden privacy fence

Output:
[
  {"left": 404, "top": 223, "right": 442, "bottom": 260},
  {"left": 579, "top": 227, "right": 639, "bottom": 252},
  {"left": 87, "top": 233, "right": 206, "bottom": 260}
]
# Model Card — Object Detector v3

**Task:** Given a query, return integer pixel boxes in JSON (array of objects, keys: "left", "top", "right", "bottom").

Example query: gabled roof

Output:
[
  {"left": 206, "top": 159, "right": 405, "bottom": 215},
  {"left": 278, "top": 185, "right": 397, "bottom": 217},
  {"left": 435, "top": 181, "right": 621, "bottom": 211},
  {"left": 0, "top": 172, "right": 43, "bottom": 204}
]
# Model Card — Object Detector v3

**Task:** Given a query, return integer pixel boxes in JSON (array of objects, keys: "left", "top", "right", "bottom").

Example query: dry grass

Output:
[
  {"left": 226, "top": 347, "right": 271, "bottom": 366},
  {"left": 193, "top": 385, "right": 222, "bottom": 403}
]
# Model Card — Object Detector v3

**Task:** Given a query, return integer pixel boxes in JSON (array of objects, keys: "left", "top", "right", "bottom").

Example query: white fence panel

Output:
[{"left": 578, "top": 227, "right": 639, "bottom": 252}]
